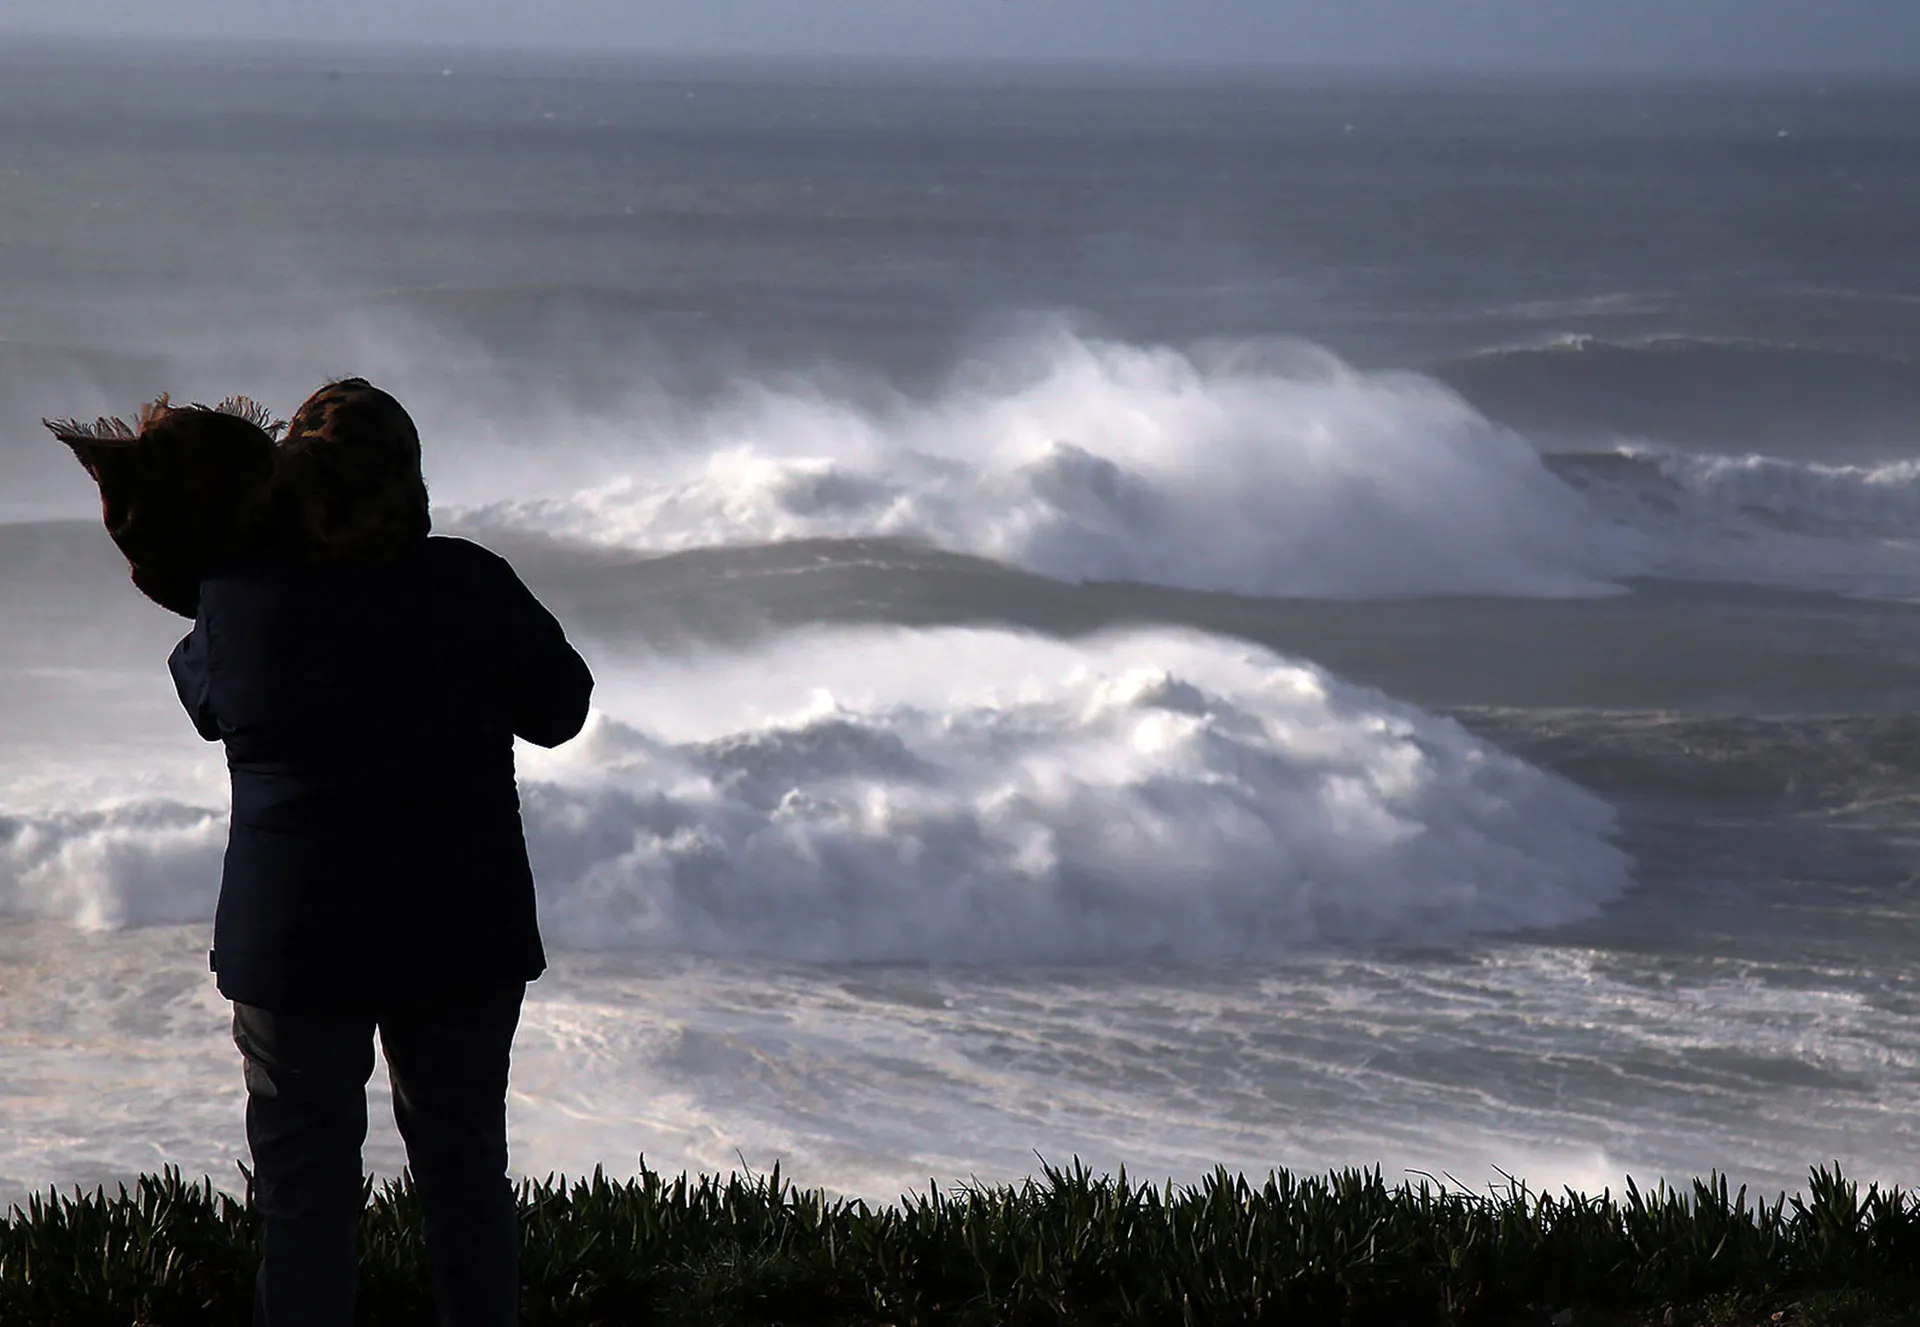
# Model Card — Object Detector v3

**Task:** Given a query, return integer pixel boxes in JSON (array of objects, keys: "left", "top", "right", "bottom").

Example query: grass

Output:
[{"left": 2, "top": 1159, "right": 1918, "bottom": 1325}]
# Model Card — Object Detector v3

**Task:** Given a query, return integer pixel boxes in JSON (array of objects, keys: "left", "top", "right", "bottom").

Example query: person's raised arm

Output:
[{"left": 497, "top": 562, "right": 594, "bottom": 749}]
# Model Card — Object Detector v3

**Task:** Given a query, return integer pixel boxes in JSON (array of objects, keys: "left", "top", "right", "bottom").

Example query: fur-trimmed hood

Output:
[{"left": 273, "top": 378, "right": 432, "bottom": 568}]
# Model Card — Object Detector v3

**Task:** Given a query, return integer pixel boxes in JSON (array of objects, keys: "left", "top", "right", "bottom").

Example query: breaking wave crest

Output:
[
  {"left": 1633, "top": 449, "right": 1920, "bottom": 538},
  {"left": 454, "top": 332, "right": 1649, "bottom": 598},
  {"left": 0, "top": 629, "right": 1633, "bottom": 962},
  {"left": 0, "top": 802, "right": 225, "bottom": 930}
]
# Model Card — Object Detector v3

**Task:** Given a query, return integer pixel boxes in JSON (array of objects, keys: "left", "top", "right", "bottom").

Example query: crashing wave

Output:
[
  {"left": 1, "top": 628, "right": 1634, "bottom": 962},
  {"left": 453, "top": 332, "right": 1649, "bottom": 599}
]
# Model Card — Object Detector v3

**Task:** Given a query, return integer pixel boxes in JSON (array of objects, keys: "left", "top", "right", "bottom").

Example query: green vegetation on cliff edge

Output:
[{"left": 4, "top": 1159, "right": 1918, "bottom": 1325}]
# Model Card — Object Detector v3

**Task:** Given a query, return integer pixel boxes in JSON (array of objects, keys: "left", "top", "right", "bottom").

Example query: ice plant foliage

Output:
[{"left": 3, "top": 1161, "right": 1918, "bottom": 1324}]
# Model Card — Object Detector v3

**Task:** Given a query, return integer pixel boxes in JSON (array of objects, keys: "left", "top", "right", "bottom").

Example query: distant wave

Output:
[
  {"left": 1433, "top": 335, "right": 1920, "bottom": 455},
  {"left": 1626, "top": 448, "right": 1920, "bottom": 537},
  {"left": 1552, "top": 446, "right": 1920, "bottom": 599},
  {"left": 0, "top": 629, "right": 1634, "bottom": 961},
  {"left": 456, "top": 331, "right": 1648, "bottom": 599},
  {"left": 1459, "top": 709, "right": 1920, "bottom": 820},
  {"left": 1444, "top": 332, "right": 1920, "bottom": 373}
]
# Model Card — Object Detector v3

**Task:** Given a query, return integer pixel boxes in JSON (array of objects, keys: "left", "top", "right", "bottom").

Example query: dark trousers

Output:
[{"left": 230, "top": 982, "right": 526, "bottom": 1327}]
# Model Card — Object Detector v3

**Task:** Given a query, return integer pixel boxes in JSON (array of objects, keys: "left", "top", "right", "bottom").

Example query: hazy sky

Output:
[{"left": 4, "top": 0, "right": 1918, "bottom": 73}]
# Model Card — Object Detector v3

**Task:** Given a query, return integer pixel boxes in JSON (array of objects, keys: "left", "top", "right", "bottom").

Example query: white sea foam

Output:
[
  {"left": 454, "top": 332, "right": 1650, "bottom": 598},
  {"left": 7, "top": 926, "right": 1916, "bottom": 1208},
  {"left": 437, "top": 328, "right": 1920, "bottom": 601},
  {"left": 0, "top": 628, "right": 1633, "bottom": 960}
]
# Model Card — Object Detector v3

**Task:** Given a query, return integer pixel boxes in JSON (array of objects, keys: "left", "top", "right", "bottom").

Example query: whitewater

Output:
[
  {"left": 3, "top": 53, "right": 1918, "bottom": 1208},
  {"left": 7, "top": 328, "right": 1918, "bottom": 1204},
  {"left": 3, "top": 624, "right": 1632, "bottom": 953},
  {"left": 449, "top": 331, "right": 1920, "bottom": 604}
]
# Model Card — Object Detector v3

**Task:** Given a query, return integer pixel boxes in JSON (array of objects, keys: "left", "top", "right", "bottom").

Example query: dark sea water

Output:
[{"left": 1, "top": 44, "right": 1917, "bottom": 1202}]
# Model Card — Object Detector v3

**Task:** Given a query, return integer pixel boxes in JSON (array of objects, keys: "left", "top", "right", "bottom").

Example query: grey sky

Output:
[{"left": 4, "top": 0, "right": 1918, "bottom": 73}]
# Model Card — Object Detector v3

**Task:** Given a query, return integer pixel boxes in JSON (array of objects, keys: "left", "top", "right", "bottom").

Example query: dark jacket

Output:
[{"left": 169, "top": 536, "right": 594, "bottom": 1007}]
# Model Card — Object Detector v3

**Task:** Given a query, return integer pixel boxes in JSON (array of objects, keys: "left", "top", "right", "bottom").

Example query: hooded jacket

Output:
[{"left": 162, "top": 381, "right": 593, "bottom": 1006}]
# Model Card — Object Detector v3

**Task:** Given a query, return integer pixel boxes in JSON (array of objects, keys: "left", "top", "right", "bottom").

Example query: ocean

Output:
[{"left": 1, "top": 44, "right": 1917, "bottom": 1204}]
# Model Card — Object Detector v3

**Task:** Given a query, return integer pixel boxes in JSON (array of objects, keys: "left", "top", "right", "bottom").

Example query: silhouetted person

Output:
[{"left": 166, "top": 379, "right": 594, "bottom": 1327}]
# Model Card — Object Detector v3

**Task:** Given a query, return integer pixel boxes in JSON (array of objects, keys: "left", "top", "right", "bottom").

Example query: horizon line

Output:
[{"left": 2, "top": 29, "right": 1917, "bottom": 83}]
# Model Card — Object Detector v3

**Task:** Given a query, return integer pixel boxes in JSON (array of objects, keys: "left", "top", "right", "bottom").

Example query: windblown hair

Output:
[
  {"left": 44, "top": 378, "right": 431, "bottom": 618},
  {"left": 44, "top": 395, "right": 285, "bottom": 618}
]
